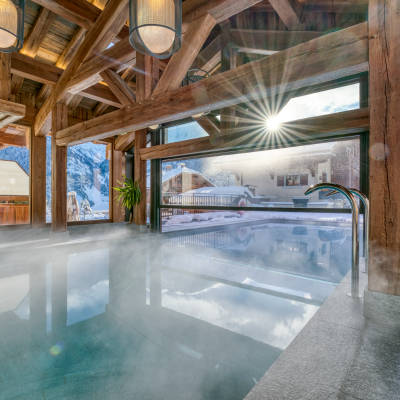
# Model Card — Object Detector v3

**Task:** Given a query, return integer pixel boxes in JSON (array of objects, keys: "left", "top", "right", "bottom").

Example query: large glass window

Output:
[
  {"left": 46, "top": 140, "right": 110, "bottom": 223},
  {"left": 0, "top": 126, "right": 30, "bottom": 225},
  {"left": 161, "top": 138, "right": 360, "bottom": 213}
]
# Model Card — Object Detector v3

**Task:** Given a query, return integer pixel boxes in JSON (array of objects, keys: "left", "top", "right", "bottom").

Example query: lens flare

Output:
[
  {"left": 49, "top": 342, "right": 65, "bottom": 356},
  {"left": 266, "top": 117, "right": 281, "bottom": 131}
]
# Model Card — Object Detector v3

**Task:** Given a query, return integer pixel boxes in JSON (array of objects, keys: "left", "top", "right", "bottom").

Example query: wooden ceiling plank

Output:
[
  {"left": 152, "top": 13, "right": 217, "bottom": 97},
  {"left": 55, "top": 22, "right": 369, "bottom": 146},
  {"left": 34, "top": 0, "right": 129, "bottom": 136},
  {"left": 100, "top": 69, "right": 136, "bottom": 105},
  {"left": 268, "top": 0, "right": 304, "bottom": 30}
]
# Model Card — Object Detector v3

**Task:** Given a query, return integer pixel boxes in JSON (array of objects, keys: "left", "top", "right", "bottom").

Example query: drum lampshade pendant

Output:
[
  {"left": 129, "top": 0, "right": 181, "bottom": 59},
  {"left": 0, "top": 0, "right": 24, "bottom": 53}
]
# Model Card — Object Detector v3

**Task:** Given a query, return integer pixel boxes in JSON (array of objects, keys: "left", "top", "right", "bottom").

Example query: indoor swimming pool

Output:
[{"left": 0, "top": 220, "right": 355, "bottom": 400}]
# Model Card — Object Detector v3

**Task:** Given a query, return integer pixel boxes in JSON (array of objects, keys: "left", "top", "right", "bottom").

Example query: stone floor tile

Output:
[
  {"left": 245, "top": 373, "right": 341, "bottom": 400},
  {"left": 70, "top": 339, "right": 118, "bottom": 363},
  {"left": 342, "top": 362, "right": 400, "bottom": 400}
]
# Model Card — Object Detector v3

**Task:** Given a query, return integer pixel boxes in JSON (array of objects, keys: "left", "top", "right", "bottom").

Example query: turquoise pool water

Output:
[{"left": 0, "top": 221, "right": 353, "bottom": 399}]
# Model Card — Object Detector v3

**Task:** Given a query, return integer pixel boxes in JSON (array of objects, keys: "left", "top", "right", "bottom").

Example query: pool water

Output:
[{"left": 0, "top": 221, "right": 353, "bottom": 400}]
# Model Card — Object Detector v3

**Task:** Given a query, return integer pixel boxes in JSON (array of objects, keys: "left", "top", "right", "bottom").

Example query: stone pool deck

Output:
[{"left": 246, "top": 270, "right": 400, "bottom": 400}]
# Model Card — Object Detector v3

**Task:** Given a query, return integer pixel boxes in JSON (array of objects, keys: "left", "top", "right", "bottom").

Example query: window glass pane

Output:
[
  {"left": 47, "top": 141, "right": 110, "bottom": 223},
  {"left": 0, "top": 127, "right": 30, "bottom": 225},
  {"left": 165, "top": 121, "right": 209, "bottom": 144},
  {"left": 274, "top": 84, "right": 360, "bottom": 125},
  {"left": 67, "top": 143, "right": 110, "bottom": 221},
  {"left": 161, "top": 138, "right": 360, "bottom": 212}
]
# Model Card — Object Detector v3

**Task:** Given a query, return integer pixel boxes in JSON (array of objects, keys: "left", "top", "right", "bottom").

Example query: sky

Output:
[{"left": 274, "top": 83, "right": 360, "bottom": 124}]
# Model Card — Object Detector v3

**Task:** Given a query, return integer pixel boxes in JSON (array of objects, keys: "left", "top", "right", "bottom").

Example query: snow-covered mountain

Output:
[{"left": 0, "top": 139, "right": 110, "bottom": 209}]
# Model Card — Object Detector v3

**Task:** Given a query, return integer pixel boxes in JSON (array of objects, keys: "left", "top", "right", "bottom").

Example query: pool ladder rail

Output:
[
  {"left": 324, "top": 188, "right": 369, "bottom": 275},
  {"left": 304, "top": 183, "right": 366, "bottom": 299}
]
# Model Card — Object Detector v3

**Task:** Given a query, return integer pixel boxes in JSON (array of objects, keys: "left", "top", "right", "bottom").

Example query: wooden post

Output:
[
  {"left": 30, "top": 127, "right": 47, "bottom": 228},
  {"left": 111, "top": 143, "right": 125, "bottom": 223},
  {"left": 220, "top": 21, "right": 236, "bottom": 134},
  {"left": 0, "top": 53, "right": 11, "bottom": 101},
  {"left": 134, "top": 52, "right": 159, "bottom": 226},
  {"left": 368, "top": 0, "right": 400, "bottom": 295},
  {"left": 51, "top": 103, "right": 68, "bottom": 233}
]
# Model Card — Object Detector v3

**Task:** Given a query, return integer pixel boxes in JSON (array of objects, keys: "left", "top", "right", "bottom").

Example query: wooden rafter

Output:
[
  {"left": 100, "top": 69, "right": 136, "bottom": 105},
  {"left": 34, "top": 0, "right": 129, "bottom": 136},
  {"left": 268, "top": 0, "right": 304, "bottom": 30},
  {"left": 152, "top": 13, "right": 216, "bottom": 97},
  {"left": 56, "top": 22, "right": 369, "bottom": 146}
]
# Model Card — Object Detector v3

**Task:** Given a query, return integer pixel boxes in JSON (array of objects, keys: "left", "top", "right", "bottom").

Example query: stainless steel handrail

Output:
[
  {"left": 324, "top": 188, "right": 369, "bottom": 274},
  {"left": 304, "top": 183, "right": 362, "bottom": 298}
]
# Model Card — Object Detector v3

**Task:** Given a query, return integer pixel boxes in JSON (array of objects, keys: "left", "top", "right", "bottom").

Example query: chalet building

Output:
[
  {"left": 0, "top": 160, "right": 29, "bottom": 224},
  {"left": 214, "top": 140, "right": 360, "bottom": 204},
  {"left": 161, "top": 163, "right": 215, "bottom": 195},
  {"left": 0, "top": 0, "right": 398, "bottom": 399}
]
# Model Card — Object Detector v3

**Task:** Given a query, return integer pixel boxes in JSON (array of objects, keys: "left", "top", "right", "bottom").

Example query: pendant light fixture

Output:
[
  {"left": 129, "top": 0, "right": 182, "bottom": 59},
  {"left": 0, "top": 0, "right": 24, "bottom": 53}
]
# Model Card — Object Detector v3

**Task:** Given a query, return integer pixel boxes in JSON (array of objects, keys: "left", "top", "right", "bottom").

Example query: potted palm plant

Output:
[{"left": 113, "top": 176, "right": 141, "bottom": 225}]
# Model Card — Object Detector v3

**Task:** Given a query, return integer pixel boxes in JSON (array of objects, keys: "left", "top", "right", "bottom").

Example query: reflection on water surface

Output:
[{"left": 0, "top": 221, "right": 353, "bottom": 399}]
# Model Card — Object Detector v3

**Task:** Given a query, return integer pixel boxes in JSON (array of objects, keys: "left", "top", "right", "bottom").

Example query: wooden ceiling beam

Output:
[
  {"left": 268, "top": 0, "right": 304, "bottom": 30},
  {"left": 34, "top": 0, "right": 129, "bottom": 136},
  {"left": 10, "top": 53, "right": 123, "bottom": 108},
  {"left": 152, "top": 13, "right": 217, "bottom": 97},
  {"left": 191, "top": 35, "right": 222, "bottom": 75},
  {"left": 182, "top": 0, "right": 263, "bottom": 31},
  {"left": 140, "top": 107, "right": 370, "bottom": 160},
  {"left": 56, "top": 22, "right": 369, "bottom": 147},
  {"left": 0, "top": 131, "right": 26, "bottom": 147},
  {"left": 67, "top": 36, "right": 136, "bottom": 94},
  {"left": 100, "top": 69, "right": 136, "bottom": 105}
]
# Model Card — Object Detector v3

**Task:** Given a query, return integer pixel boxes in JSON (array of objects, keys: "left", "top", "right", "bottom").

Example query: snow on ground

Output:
[{"left": 162, "top": 211, "right": 354, "bottom": 232}]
